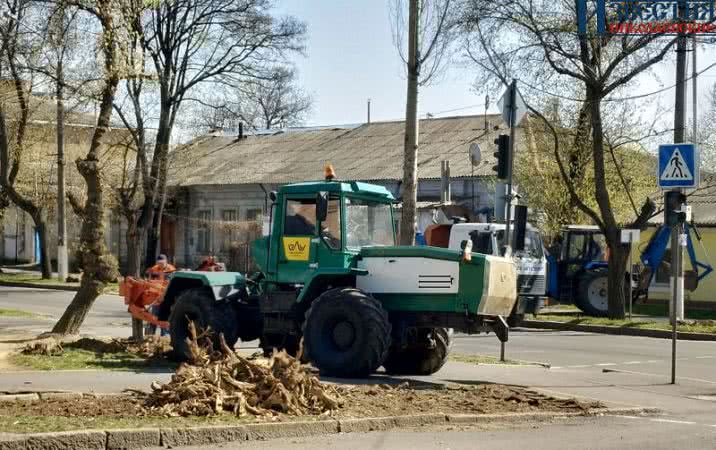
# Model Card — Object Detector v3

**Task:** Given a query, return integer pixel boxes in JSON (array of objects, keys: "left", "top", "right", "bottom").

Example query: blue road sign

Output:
[{"left": 658, "top": 143, "right": 699, "bottom": 189}]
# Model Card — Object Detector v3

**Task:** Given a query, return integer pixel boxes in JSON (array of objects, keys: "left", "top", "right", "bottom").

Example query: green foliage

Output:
[{"left": 517, "top": 119, "right": 656, "bottom": 240}]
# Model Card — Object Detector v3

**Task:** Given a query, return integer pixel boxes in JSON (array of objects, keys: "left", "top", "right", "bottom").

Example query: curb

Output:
[
  {"left": 522, "top": 320, "right": 716, "bottom": 341},
  {"left": 0, "top": 406, "right": 659, "bottom": 450},
  {"left": 0, "top": 281, "right": 119, "bottom": 296},
  {"left": 0, "top": 281, "right": 79, "bottom": 292}
]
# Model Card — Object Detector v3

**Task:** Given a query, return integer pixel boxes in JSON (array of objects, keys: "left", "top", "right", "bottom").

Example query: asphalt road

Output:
[
  {"left": 159, "top": 415, "right": 716, "bottom": 450},
  {"left": 3, "top": 286, "right": 716, "bottom": 448}
]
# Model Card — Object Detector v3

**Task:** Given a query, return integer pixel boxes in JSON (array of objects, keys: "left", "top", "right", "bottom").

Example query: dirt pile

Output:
[{"left": 143, "top": 324, "right": 341, "bottom": 417}]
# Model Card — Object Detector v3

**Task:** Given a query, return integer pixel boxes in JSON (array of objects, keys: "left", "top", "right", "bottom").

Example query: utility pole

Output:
[
  {"left": 670, "top": 8, "right": 688, "bottom": 385},
  {"left": 55, "top": 7, "right": 68, "bottom": 283},
  {"left": 692, "top": 36, "right": 697, "bottom": 140},
  {"left": 367, "top": 98, "right": 371, "bottom": 124}
]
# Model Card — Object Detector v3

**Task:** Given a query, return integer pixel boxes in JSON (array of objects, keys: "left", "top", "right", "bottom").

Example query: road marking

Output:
[
  {"left": 651, "top": 418, "right": 697, "bottom": 425},
  {"left": 602, "top": 368, "right": 716, "bottom": 384},
  {"left": 595, "top": 363, "right": 617, "bottom": 366},
  {"left": 622, "top": 361, "right": 642, "bottom": 365}
]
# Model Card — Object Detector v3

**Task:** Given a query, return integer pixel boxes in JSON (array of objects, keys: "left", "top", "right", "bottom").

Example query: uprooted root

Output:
[{"left": 143, "top": 322, "right": 341, "bottom": 417}]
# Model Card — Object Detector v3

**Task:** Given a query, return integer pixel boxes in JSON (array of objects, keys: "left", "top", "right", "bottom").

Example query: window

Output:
[
  {"left": 471, "top": 231, "right": 494, "bottom": 255},
  {"left": 220, "top": 209, "right": 237, "bottom": 251},
  {"left": 345, "top": 198, "right": 395, "bottom": 249},
  {"left": 284, "top": 199, "right": 316, "bottom": 235},
  {"left": 197, "top": 210, "right": 212, "bottom": 252},
  {"left": 246, "top": 208, "right": 262, "bottom": 222},
  {"left": 320, "top": 199, "right": 342, "bottom": 250}
]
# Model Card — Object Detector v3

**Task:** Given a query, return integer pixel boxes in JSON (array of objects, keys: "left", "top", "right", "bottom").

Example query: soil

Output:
[{"left": 0, "top": 383, "right": 600, "bottom": 422}]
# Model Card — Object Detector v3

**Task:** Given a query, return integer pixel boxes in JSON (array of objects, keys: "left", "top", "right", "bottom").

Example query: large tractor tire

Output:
[
  {"left": 302, "top": 287, "right": 391, "bottom": 377},
  {"left": 383, "top": 328, "right": 453, "bottom": 375},
  {"left": 169, "top": 288, "right": 238, "bottom": 361},
  {"left": 576, "top": 270, "right": 609, "bottom": 317}
]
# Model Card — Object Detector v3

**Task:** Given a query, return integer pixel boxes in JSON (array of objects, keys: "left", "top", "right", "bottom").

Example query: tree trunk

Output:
[
  {"left": 606, "top": 243, "right": 629, "bottom": 320},
  {"left": 399, "top": 0, "right": 420, "bottom": 246},
  {"left": 124, "top": 217, "right": 142, "bottom": 278},
  {"left": 52, "top": 7, "right": 120, "bottom": 334},
  {"left": 587, "top": 86, "right": 624, "bottom": 318}
]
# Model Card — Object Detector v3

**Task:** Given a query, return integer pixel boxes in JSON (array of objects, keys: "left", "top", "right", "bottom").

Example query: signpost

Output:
[
  {"left": 497, "top": 80, "right": 526, "bottom": 255},
  {"left": 658, "top": 143, "right": 699, "bottom": 385}
]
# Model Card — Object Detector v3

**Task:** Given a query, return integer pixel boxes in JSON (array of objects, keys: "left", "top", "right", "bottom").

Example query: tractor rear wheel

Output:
[
  {"left": 576, "top": 270, "right": 609, "bottom": 317},
  {"left": 168, "top": 288, "right": 239, "bottom": 361},
  {"left": 302, "top": 287, "right": 391, "bottom": 377},
  {"left": 383, "top": 328, "right": 452, "bottom": 375}
]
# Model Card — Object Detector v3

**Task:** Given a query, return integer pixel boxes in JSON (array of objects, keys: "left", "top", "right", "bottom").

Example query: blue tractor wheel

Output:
[{"left": 575, "top": 269, "right": 609, "bottom": 317}]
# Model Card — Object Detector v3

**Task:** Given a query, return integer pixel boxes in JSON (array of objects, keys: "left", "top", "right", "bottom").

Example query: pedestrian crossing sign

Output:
[{"left": 658, "top": 143, "right": 699, "bottom": 189}]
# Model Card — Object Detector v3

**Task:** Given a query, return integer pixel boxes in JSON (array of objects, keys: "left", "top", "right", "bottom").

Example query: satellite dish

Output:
[{"left": 469, "top": 143, "right": 481, "bottom": 166}]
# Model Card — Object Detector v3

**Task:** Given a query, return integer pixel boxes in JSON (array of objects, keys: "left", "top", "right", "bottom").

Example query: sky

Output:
[
  {"left": 274, "top": 0, "right": 487, "bottom": 126},
  {"left": 274, "top": 0, "right": 716, "bottom": 144}
]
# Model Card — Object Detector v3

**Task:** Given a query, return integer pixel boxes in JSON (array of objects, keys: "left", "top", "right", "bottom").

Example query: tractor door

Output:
[{"left": 277, "top": 196, "right": 320, "bottom": 283}]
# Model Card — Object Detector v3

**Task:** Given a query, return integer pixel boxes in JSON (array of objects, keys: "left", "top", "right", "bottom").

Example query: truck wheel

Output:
[
  {"left": 169, "top": 288, "right": 239, "bottom": 361},
  {"left": 576, "top": 270, "right": 609, "bottom": 317},
  {"left": 302, "top": 287, "right": 391, "bottom": 377},
  {"left": 383, "top": 328, "right": 452, "bottom": 375}
]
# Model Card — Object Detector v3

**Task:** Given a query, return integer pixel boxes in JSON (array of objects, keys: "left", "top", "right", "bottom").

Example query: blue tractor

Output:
[{"left": 546, "top": 224, "right": 712, "bottom": 316}]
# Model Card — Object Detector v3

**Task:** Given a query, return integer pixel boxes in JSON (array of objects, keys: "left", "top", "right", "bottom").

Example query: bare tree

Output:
[
  {"left": 52, "top": 0, "right": 141, "bottom": 335},
  {"left": 0, "top": 0, "right": 53, "bottom": 278},
  {"left": 391, "top": 0, "right": 456, "bottom": 245},
  {"left": 112, "top": 0, "right": 306, "bottom": 275},
  {"left": 460, "top": 0, "right": 681, "bottom": 318},
  {"left": 196, "top": 66, "right": 311, "bottom": 132}
]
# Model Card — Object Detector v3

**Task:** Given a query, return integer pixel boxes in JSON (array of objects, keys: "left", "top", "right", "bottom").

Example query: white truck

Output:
[{"left": 425, "top": 222, "right": 547, "bottom": 325}]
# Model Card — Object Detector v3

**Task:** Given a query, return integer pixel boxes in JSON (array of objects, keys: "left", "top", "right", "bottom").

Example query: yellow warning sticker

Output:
[{"left": 282, "top": 237, "right": 311, "bottom": 261}]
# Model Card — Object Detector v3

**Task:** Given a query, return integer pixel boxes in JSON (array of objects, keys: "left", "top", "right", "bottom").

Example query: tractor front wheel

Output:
[
  {"left": 302, "top": 287, "right": 391, "bottom": 377},
  {"left": 168, "top": 288, "right": 239, "bottom": 361},
  {"left": 383, "top": 328, "right": 453, "bottom": 375}
]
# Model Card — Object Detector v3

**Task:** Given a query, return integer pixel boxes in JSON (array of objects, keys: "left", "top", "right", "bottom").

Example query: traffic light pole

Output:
[{"left": 504, "top": 79, "right": 517, "bottom": 255}]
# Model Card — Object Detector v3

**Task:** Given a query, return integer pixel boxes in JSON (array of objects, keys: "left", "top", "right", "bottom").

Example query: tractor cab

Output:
[
  {"left": 251, "top": 175, "right": 397, "bottom": 286},
  {"left": 546, "top": 225, "right": 610, "bottom": 314}
]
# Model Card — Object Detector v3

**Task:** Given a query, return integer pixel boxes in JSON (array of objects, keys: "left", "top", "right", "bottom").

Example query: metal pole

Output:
[
  {"left": 692, "top": 36, "right": 697, "bottom": 140},
  {"left": 671, "top": 7, "right": 687, "bottom": 383},
  {"left": 56, "top": 50, "right": 68, "bottom": 282},
  {"left": 504, "top": 79, "right": 517, "bottom": 254},
  {"left": 628, "top": 240, "right": 633, "bottom": 320},
  {"left": 500, "top": 341, "right": 505, "bottom": 362}
]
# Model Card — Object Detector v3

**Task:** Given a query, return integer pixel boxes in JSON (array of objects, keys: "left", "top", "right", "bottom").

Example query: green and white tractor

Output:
[{"left": 158, "top": 171, "right": 518, "bottom": 377}]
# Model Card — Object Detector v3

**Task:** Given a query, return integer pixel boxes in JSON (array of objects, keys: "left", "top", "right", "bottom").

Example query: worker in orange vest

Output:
[
  {"left": 146, "top": 254, "right": 176, "bottom": 279},
  {"left": 145, "top": 254, "right": 175, "bottom": 336}
]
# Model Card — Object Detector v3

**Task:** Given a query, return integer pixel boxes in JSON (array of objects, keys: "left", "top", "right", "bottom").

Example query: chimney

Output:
[{"left": 367, "top": 99, "right": 371, "bottom": 124}]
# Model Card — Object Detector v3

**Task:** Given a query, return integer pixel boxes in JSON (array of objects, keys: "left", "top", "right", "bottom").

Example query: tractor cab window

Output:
[
  {"left": 320, "top": 199, "right": 342, "bottom": 250},
  {"left": 284, "top": 199, "right": 317, "bottom": 235},
  {"left": 345, "top": 198, "right": 395, "bottom": 249},
  {"left": 470, "top": 231, "right": 493, "bottom": 255}
]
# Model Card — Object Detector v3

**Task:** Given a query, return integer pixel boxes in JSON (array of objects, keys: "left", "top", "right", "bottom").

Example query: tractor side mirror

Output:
[
  {"left": 316, "top": 191, "right": 329, "bottom": 222},
  {"left": 269, "top": 191, "right": 278, "bottom": 203}
]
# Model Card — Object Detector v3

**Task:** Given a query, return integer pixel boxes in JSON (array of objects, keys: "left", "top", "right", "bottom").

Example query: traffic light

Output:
[
  {"left": 493, "top": 134, "right": 510, "bottom": 179},
  {"left": 664, "top": 191, "right": 687, "bottom": 226}
]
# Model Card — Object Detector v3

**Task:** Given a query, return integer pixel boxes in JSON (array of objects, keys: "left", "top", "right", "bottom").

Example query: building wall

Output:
[{"left": 171, "top": 178, "right": 494, "bottom": 269}]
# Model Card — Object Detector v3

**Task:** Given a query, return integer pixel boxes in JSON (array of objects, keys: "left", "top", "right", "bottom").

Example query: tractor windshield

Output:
[{"left": 345, "top": 197, "right": 395, "bottom": 249}]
